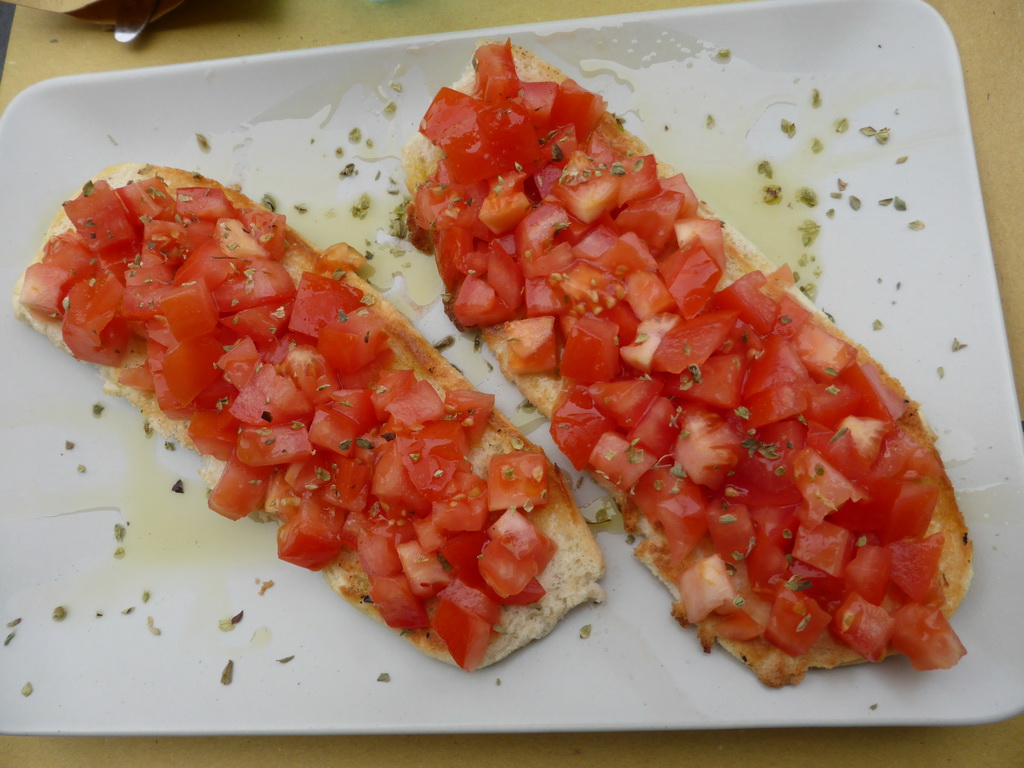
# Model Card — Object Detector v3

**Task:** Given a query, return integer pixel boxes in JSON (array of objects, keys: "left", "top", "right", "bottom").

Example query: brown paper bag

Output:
[{"left": 11, "top": 0, "right": 185, "bottom": 24}]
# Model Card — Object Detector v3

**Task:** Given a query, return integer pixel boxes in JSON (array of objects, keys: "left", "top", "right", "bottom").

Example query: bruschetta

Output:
[
  {"left": 401, "top": 41, "right": 972, "bottom": 686},
  {"left": 12, "top": 162, "right": 605, "bottom": 672}
]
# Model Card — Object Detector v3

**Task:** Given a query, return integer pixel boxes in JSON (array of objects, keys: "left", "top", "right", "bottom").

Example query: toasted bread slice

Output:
[
  {"left": 12, "top": 162, "right": 605, "bottom": 670},
  {"left": 402, "top": 45, "right": 972, "bottom": 685}
]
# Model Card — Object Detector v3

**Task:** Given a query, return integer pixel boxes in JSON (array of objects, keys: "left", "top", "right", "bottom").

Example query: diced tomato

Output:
[
  {"left": 473, "top": 39, "right": 521, "bottom": 103},
  {"left": 712, "top": 270, "right": 779, "bottom": 335},
  {"left": 117, "top": 362, "right": 155, "bottom": 392},
  {"left": 175, "top": 186, "right": 238, "bottom": 222},
  {"left": 620, "top": 314, "right": 682, "bottom": 373},
  {"left": 887, "top": 533, "right": 944, "bottom": 604},
  {"left": 483, "top": 243, "right": 525, "bottom": 313},
  {"left": 479, "top": 171, "right": 532, "bottom": 234},
  {"left": 840, "top": 362, "right": 907, "bottom": 423},
  {"left": 210, "top": 258, "right": 295, "bottom": 313},
  {"left": 489, "top": 508, "right": 554, "bottom": 571},
  {"left": 549, "top": 78, "right": 607, "bottom": 143},
  {"left": 889, "top": 603, "right": 966, "bottom": 671},
  {"left": 844, "top": 544, "right": 892, "bottom": 606},
  {"left": 384, "top": 378, "right": 446, "bottom": 432},
  {"left": 659, "top": 246, "right": 722, "bottom": 319},
  {"left": 212, "top": 217, "right": 268, "bottom": 260},
  {"left": 308, "top": 407, "right": 360, "bottom": 454},
  {"left": 219, "top": 302, "right": 292, "bottom": 348},
  {"left": 561, "top": 313, "right": 620, "bottom": 383},
  {"left": 515, "top": 202, "right": 574, "bottom": 263},
  {"left": 651, "top": 309, "right": 739, "bottom": 375},
  {"left": 288, "top": 272, "right": 365, "bottom": 338},
  {"left": 372, "top": 439, "right": 431, "bottom": 518},
  {"left": 432, "top": 588, "right": 494, "bottom": 672},
  {"left": 614, "top": 189, "right": 686, "bottom": 254},
  {"left": 745, "top": 529, "right": 792, "bottom": 594},
  {"left": 586, "top": 378, "right": 662, "bottom": 431},
  {"left": 678, "top": 555, "right": 739, "bottom": 623},
  {"left": 432, "top": 490, "right": 488, "bottom": 535},
  {"left": 477, "top": 538, "right": 537, "bottom": 598},
  {"left": 368, "top": 574, "right": 430, "bottom": 630},
  {"left": 550, "top": 385, "right": 616, "bottom": 470},
  {"left": 18, "top": 263, "right": 74, "bottom": 317},
  {"left": 413, "top": 177, "right": 487, "bottom": 233},
  {"left": 828, "top": 415, "right": 890, "bottom": 471},
  {"left": 443, "top": 389, "right": 494, "bottom": 447},
  {"left": 673, "top": 217, "right": 726, "bottom": 271},
  {"left": 831, "top": 591, "right": 895, "bottom": 662},
  {"left": 625, "top": 396, "right": 678, "bottom": 457},
  {"left": 141, "top": 219, "right": 192, "bottom": 264},
  {"left": 121, "top": 265, "right": 174, "bottom": 321},
  {"left": 705, "top": 502, "right": 756, "bottom": 566},
  {"left": 743, "top": 381, "right": 809, "bottom": 429},
  {"left": 588, "top": 430, "right": 658, "bottom": 490},
  {"left": 764, "top": 586, "right": 831, "bottom": 657},
  {"left": 503, "top": 316, "right": 558, "bottom": 373},
  {"left": 624, "top": 268, "right": 676, "bottom": 321},
  {"left": 791, "top": 520, "right": 852, "bottom": 578},
  {"left": 173, "top": 239, "right": 235, "bottom": 291},
  {"left": 421, "top": 87, "right": 480, "bottom": 142},
  {"left": 791, "top": 447, "right": 867, "bottom": 527},
  {"left": 452, "top": 274, "right": 517, "bottom": 327},
  {"left": 61, "top": 271, "right": 131, "bottom": 366},
  {"left": 215, "top": 337, "right": 259, "bottom": 390},
  {"left": 399, "top": 426, "right": 469, "bottom": 502},
  {"left": 115, "top": 177, "right": 176, "bottom": 224},
  {"left": 356, "top": 524, "right": 403, "bottom": 578},
  {"left": 160, "top": 280, "right": 219, "bottom": 342},
  {"left": 159, "top": 334, "right": 224, "bottom": 405},
  {"left": 63, "top": 179, "right": 136, "bottom": 254},
  {"left": 396, "top": 538, "right": 451, "bottom": 598},
  {"left": 556, "top": 260, "right": 623, "bottom": 318},
  {"left": 519, "top": 80, "right": 559, "bottom": 130},
  {"left": 743, "top": 335, "right": 810, "bottom": 398},
  {"left": 235, "top": 423, "right": 313, "bottom": 467},
  {"left": 724, "top": 426, "right": 804, "bottom": 508},
  {"left": 320, "top": 455, "right": 373, "bottom": 516},
  {"left": 435, "top": 99, "right": 544, "bottom": 185},
  {"left": 715, "top": 609, "right": 766, "bottom": 642},
  {"left": 487, "top": 451, "right": 548, "bottom": 511},
  {"left": 616, "top": 154, "right": 661, "bottom": 207},
  {"left": 317, "top": 310, "right": 389, "bottom": 373},
  {"left": 276, "top": 498, "right": 345, "bottom": 570},
  {"left": 238, "top": 207, "right": 288, "bottom": 261},
  {"left": 187, "top": 408, "right": 239, "bottom": 462},
  {"left": 631, "top": 468, "right": 708, "bottom": 564},
  {"left": 208, "top": 451, "right": 272, "bottom": 520},
  {"left": 790, "top": 321, "right": 858, "bottom": 381},
  {"left": 553, "top": 150, "right": 622, "bottom": 224},
  {"left": 228, "top": 364, "right": 312, "bottom": 425},
  {"left": 882, "top": 482, "right": 940, "bottom": 544},
  {"left": 802, "top": 379, "right": 863, "bottom": 428},
  {"left": 672, "top": 404, "right": 745, "bottom": 490},
  {"left": 671, "top": 353, "right": 746, "bottom": 410}
]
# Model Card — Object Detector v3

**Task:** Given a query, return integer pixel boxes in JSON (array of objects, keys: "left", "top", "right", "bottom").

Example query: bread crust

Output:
[
  {"left": 402, "top": 44, "right": 972, "bottom": 686},
  {"left": 13, "top": 162, "right": 605, "bottom": 670}
]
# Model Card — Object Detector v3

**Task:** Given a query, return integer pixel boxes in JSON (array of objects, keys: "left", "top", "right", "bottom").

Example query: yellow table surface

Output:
[{"left": 1, "top": 0, "right": 1022, "bottom": 765}]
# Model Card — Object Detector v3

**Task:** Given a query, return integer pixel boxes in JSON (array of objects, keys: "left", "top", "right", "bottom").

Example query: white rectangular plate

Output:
[{"left": 1, "top": 0, "right": 1022, "bottom": 735}]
